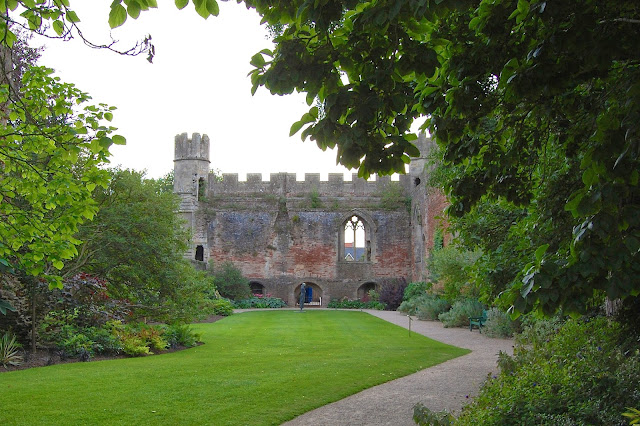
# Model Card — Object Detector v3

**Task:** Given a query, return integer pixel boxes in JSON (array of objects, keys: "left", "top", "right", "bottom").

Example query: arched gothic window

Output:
[{"left": 343, "top": 215, "right": 370, "bottom": 261}]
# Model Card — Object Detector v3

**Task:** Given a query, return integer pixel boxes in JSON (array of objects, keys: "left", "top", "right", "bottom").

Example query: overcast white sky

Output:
[{"left": 36, "top": 1, "right": 355, "bottom": 180}]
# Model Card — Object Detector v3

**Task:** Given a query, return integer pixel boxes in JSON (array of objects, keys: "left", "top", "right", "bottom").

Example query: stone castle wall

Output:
[{"left": 174, "top": 132, "right": 445, "bottom": 306}]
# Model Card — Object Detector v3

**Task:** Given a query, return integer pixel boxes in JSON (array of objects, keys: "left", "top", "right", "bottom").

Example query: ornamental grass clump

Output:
[{"left": 0, "top": 331, "right": 23, "bottom": 368}]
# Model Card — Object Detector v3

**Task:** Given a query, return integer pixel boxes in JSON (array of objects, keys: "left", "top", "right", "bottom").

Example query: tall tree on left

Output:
[{"left": 0, "top": 27, "right": 125, "bottom": 289}]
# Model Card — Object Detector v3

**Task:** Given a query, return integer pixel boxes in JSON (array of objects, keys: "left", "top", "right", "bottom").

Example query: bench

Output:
[{"left": 469, "top": 310, "right": 488, "bottom": 333}]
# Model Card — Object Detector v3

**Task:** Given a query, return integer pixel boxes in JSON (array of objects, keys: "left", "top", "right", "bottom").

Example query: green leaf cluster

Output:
[{"left": 0, "top": 63, "right": 120, "bottom": 285}]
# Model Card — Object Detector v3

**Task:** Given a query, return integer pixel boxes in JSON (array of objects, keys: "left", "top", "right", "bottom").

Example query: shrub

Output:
[
  {"left": 413, "top": 403, "right": 454, "bottom": 426},
  {"left": 403, "top": 281, "right": 431, "bottom": 302},
  {"left": 398, "top": 299, "right": 418, "bottom": 315},
  {"left": 398, "top": 293, "right": 450, "bottom": 319},
  {"left": 210, "top": 261, "right": 251, "bottom": 300},
  {"left": 428, "top": 246, "right": 481, "bottom": 302},
  {"left": 483, "top": 307, "right": 519, "bottom": 338},
  {"left": 415, "top": 296, "right": 451, "bottom": 321},
  {"left": 437, "top": 298, "right": 484, "bottom": 328},
  {"left": 120, "top": 334, "right": 151, "bottom": 356},
  {"left": 137, "top": 324, "right": 168, "bottom": 351},
  {"left": 458, "top": 317, "right": 640, "bottom": 425},
  {"left": 327, "top": 299, "right": 385, "bottom": 310},
  {"left": 60, "top": 333, "right": 96, "bottom": 359},
  {"left": 232, "top": 295, "right": 287, "bottom": 309},
  {"left": 0, "top": 331, "right": 23, "bottom": 368},
  {"left": 210, "top": 298, "right": 234, "bottom": 316},
  {"left": 164, "top": 323, "right": 200, "bottom": 348},
  {"left": 378, "top": 279, "right": 407, "bottom": 310}
]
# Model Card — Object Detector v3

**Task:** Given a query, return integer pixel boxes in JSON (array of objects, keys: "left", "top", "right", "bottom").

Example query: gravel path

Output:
[{"left": 282, "top": 310, "right": 514, "bottom": 426}]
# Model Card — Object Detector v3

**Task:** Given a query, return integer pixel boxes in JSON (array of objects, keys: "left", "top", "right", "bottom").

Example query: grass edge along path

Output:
[{"left": 0, "top": 311, "right": 469, "bottom": 425}]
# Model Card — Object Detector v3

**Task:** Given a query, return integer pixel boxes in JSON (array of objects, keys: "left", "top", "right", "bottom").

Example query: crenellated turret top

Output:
[{"left": 174, "top": 132, "right": 210, "bottom": 162}]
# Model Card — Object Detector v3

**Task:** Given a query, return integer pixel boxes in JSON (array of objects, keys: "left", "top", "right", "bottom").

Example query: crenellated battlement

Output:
[
  {"left": 209, "top": 172, "right": 411, "bottom": 197},
  {"left": 174, "top": 132, "right": 210, "bottom": 162}
]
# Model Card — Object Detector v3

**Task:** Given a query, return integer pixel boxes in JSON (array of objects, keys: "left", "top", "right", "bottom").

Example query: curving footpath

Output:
[{"left": 282, "top": 310, "right": 514, "bottom": 426}]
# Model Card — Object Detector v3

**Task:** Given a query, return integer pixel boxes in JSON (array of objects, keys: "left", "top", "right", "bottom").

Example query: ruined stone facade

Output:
[{"left": 174, "top": 132, "right": 447, "bottom": 306}]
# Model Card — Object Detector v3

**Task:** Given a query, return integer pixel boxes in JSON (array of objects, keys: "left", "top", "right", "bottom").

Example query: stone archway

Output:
[
  {"left": 295, "top": 282, "right": 324, "bottom": 307},
  {"left": 357, "top": 282, "right": 377, "bottom": 300}
]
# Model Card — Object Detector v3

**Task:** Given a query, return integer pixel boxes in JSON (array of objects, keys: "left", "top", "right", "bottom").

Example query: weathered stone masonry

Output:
[{"left": 173, "top": 132, "right": 447, "bottom": 306}]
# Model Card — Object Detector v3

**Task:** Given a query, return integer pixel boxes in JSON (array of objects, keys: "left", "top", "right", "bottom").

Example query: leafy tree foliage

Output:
[
  {"left": 68, "top": 169, "right": 214, "bottom": 322},
  {"left": 0, "top": 35, "right": 123, "bottom": 287}
]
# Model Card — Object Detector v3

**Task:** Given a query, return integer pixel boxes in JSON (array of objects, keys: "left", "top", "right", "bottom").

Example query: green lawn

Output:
[{"left": 0, "top": 311, "right": 469, "bottom": 425}]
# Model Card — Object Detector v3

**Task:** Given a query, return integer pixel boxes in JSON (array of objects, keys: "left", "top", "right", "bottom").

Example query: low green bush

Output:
[
  {"left": 209, "top": 261, "right": 251, "bottom": 300},
  {"left": 164, "top": 323, "right": 200, "bottom": 348},
  {"left": 327, "top": 299, "right": 386, "bottom": 310},
  {"left": 413, "top": 403, "right": 454, "bottom": 426},
  {"left": 210, "top": 298, "right": 234, "bottom": 316},
  {"left": 416, "top": 296, "right": 451, "bottom": 321},
  {"left": 482, "top": 307, "right": 519, "bottom": 338},
  {"left": 403, "top": 282, "right": 431, "bottom": 302},
  {"left": 233, "top": 295, "right": 287, "bottom": 309},
  {"left": 398, "top": 299, "right": 419, "bottom": 315},
  {"left": 398, "top": 294, "right": 450, "bottom": 320},
  {"left": 437, "top": 299, "right": 484, "bottom": 328},
  {"left": 457, "top": 317, "right": 640, "bottom": 425}
]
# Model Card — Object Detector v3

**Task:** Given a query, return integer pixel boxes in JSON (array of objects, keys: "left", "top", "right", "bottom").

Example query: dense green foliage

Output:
[
  {"left": 232, "top": 295, "right": 287, "bottom": 309},
  {"left": 415, "top": 296, "right": 451, "bottom": 321},
  {"left": 0, "top": 54, "right": 122, "bottom": 286},
  {"left": 457, "top": 317, "right": 640, "bottom": 425},
  {"left": 0, "top": 311, "right": 468, "bottom": 424},
  {"left": 68, "top": 169, "right": 215, "bottom": 322},
  {"left": 327, "top": 298, "right": 385, "bottom": 310},
  {"left": 39, "top": 312, "right": 200, "bottom": 359},
  {"left": 413, "top": 403, "right": 454, "bottom": 426},
  {"left": 428, "top": 246, "right": 481, "bottom": 302},
  {"left": 209, "top": 261, "right": 251, "bottom": 300},
  {"left": 481, "top": 307, "right": 519, "bottom": 338},
  {"left": 403, "top": 281, "right": 431, "bottom": 302},
  {"left": 399, "top": 293, "right": 450, "bottom": 320},
  {"left": 438, "top": 299, "right": 484, "bottom": 328},
  {"left": 209, "top": 298, "right": 234, "bottom": 316}
]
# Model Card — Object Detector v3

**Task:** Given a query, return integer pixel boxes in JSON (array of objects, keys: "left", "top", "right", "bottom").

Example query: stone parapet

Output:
[{"left": 209, "top": 172, "right": 410, "bottom": 197}]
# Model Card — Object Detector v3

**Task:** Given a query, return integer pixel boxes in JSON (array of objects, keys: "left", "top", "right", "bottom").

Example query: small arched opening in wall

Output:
[
  {"left": 195, "top": 245, "right": 204, "bottom": 261},
  {"left": 295, "top": 282, "right": 323, "bottom": 307},
  {"left": 250, "top": 281, "right": 265, "bottom": 296},
  {"left": 357, "top": 282, "right": 377, "bottom": 301}
]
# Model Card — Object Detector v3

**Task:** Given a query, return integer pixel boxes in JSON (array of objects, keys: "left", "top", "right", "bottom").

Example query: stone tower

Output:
[{"left": 174, "top": 132, "right": 210, "bottom": 263}]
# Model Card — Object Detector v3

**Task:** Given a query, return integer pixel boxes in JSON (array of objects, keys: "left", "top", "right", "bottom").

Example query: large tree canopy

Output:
[{"left": 3, "top": 0, "right": 639, "bottom": 316}]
